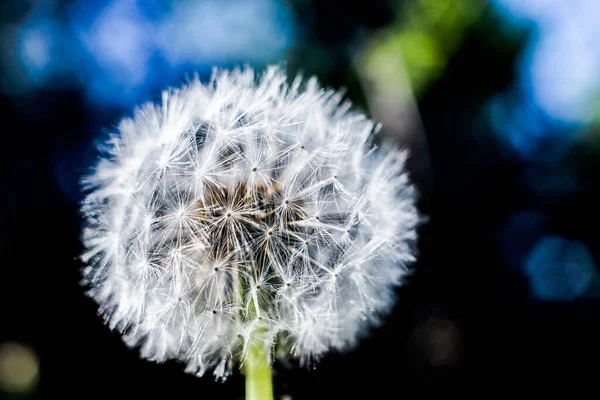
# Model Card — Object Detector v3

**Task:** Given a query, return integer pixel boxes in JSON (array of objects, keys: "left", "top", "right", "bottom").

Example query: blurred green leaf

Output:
[{"left": 362, "top": 0, "right": 485, "bottom": 96}]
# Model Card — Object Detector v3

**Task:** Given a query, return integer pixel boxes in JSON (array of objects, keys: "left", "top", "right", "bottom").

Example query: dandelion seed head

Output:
[{"left": 80, "top": 65, "right": 420, "bottom": 380}]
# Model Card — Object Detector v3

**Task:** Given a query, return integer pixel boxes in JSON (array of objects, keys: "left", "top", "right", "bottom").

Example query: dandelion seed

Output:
[{"left": 79, "top": 65, "right": 420, "bottom": 388}]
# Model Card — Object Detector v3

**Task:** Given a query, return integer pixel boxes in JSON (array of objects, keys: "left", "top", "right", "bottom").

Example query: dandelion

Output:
[{"left": 79, "top": 65, "right": 420, "bottom": 399}]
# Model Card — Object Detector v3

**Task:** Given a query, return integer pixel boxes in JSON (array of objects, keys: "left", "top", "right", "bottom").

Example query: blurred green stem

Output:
[{"left": 245, "top": 334, "right": 273, "bottom": 400}]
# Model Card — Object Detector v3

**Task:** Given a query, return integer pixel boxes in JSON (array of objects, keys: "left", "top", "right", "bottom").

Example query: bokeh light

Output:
[
  {"left": 412, "top": 317, "right": 461, "bottom": 368},
  {"left": 495, "top": 210, "right": 550, "bottom": 272},
  {"left": 0, "top": 342, "right": 39, "bottom": 394},
  {"left": 487, "top": 0, "right": 600, "bottom": 162},
  {"left": 525, "top": 236, "right": 599, "bottom": 301},
  {"left": 493, "top": 0, "right": 600, "bottom": 125},
  {"left": 4, "top": 0, "right": 295, "bottom": 108}
]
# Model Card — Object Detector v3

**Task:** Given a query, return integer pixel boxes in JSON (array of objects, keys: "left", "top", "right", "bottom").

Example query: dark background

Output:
[{"left": 1, "top": 0, "right": 599, "bottom": 398}]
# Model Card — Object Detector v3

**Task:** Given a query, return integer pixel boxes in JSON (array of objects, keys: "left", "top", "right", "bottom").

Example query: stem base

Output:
[{"left": 245, "top": 339, "right": 273, "bottom": 400}]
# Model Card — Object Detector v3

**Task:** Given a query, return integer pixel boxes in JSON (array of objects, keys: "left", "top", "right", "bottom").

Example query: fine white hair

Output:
[{"left": 79, "top": 65, "right": 420, "bottom": 379}]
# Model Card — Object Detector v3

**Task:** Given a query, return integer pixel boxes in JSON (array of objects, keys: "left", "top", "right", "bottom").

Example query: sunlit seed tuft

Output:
[{"left": 79, "top": 65, "right": 420, "bottom": 380}]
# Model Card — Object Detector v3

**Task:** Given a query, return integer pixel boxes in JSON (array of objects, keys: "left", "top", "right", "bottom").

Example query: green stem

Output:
[{"left": 245, "top": 335, "right": 273, "bottom": 400}]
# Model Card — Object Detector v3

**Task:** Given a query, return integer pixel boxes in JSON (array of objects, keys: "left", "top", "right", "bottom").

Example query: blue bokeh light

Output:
[
  {"left": 493, "top": 0, "right": 600, "bottom": 125},
  {"left": 485, "top": 90, "right": 573, "bottom": 163},
  {"left": 525, "top": 235, "right": 598, "bottom": 301},
  {"left": 9, "top": 0, "right": 295, "bottom": 108},
  {"left": 68, "top": 0, "right": 162, "bottom": 106},
  {"left": 488, "top": 0, "right": 600, "bottom": 162},
  {"left": 13, "top": 3, "right": 68, "bottom": 91},
  {"left": 495, "top": 210, "right": 550, "bottom": 271}
]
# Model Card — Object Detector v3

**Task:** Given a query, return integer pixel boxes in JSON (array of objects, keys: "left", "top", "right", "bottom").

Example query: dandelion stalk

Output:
[{"left": 245, "top": 330, "right": 273, "bottom": 400}]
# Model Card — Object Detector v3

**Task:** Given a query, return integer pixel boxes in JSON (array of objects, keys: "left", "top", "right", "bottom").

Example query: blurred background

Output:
[{"left": 1, "top": 0, "right": 600, "bottom": 398}]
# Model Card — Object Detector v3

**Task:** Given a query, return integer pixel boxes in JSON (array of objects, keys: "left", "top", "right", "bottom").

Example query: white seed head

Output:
[{"left": 79, "top": 65, "right": 420, "bottom": 380}]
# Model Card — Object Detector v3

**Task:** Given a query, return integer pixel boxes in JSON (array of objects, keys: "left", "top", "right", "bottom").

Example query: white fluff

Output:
[{"left": 79, "top": 65, "right": 420, "bottom": 379}]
